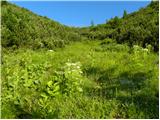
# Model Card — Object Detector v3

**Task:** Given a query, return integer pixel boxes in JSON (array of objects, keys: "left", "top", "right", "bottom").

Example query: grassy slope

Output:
[
  {"left": 79, "top": 1, "right": 159, "bottom": 51},
  {"left": 2, "top": 1, "right": 82, "bottom": 49},
  {"left": 2, "top": 1, "right": 159, "bottom": 51},
  {"left": 1, "top": 1, "right": 159, "bottom": 119},
  {"left": 2, "top": 40, "right": 158, "bottom": 118}
]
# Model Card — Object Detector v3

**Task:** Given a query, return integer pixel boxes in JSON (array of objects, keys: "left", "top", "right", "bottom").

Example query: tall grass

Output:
[{"left": 1, "top": 40, "right": 159, "bottom": 118}]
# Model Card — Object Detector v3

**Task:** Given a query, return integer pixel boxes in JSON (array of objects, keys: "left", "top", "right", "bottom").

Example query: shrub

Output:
[{"left": 100, "top": 38, "right": 116, "bottom": 45}]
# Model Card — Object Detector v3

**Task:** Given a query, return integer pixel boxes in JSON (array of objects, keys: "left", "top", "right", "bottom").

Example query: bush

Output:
[{"left": 100, "top": 38, "right": 116, "bottom": 45}]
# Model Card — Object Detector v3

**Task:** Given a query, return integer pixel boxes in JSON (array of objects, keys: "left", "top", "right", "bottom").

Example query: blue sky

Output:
[{"left": 10, "top": 0, "right": 151, "bottom": 27}]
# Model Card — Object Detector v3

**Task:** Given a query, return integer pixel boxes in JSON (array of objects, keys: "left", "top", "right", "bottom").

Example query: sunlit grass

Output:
[{"left": 1, "top": 40, "right": 159, "bottom": 118}]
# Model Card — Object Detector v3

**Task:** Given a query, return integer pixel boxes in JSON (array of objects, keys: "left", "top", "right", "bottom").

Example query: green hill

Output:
[
  {"left": 1, "top": 1, "right": 159, "bottom": 119},
  {"left": 2, "top": 1, "right": 159, "bottom": 51},
  {"left": 2, "top": 1, "right": 82, "bottom": 49},
  {"left": 79, "top": 1, "right": 159, "bottom": 51}
]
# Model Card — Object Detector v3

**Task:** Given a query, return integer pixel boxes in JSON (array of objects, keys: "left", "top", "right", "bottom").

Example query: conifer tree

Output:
[{"left": 123, "top": 10, "right": 127, "bottom": 18}]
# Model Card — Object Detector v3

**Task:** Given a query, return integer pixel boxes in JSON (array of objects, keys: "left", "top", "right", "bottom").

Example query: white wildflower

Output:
[
  {"left": 48, "top": 50, "right": 53, "bottom": 52},
  {"left": 142, "top": 48, "right": 148, "bottom": 52}
]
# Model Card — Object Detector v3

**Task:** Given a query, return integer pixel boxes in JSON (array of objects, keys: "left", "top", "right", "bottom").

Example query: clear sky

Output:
[{"left": 10, "top": 0, "right": 151, "bottom": 27}]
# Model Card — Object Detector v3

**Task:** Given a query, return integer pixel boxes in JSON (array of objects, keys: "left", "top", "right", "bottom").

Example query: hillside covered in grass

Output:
[
  {"left": 79, "top": 1, "right": 159, "bottom": 51},
  {"left": 1, "top": 0, "right": 159, "bottom": 119},
  {"left": 2, "top": 1, "right": 82, "bottom": 49},
  {"left": 2, "top": 40, "right": 159, "bottom": 118},
  {"left": 1, "top": 1, "right": 159, "bottom": 51}
]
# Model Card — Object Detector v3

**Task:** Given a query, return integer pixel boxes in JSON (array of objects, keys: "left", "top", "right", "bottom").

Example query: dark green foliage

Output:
[
  {"left": 1, "top": 1, "right": 82, "bottom": 49},
  {"left": 79, "top": 1, "right": 159, "bottom": 51},
  {"left": 123, "top": 10, "right": 127, "bottom": 18},
  {"left": 1, "top": 1, "right": 8, "bottom": 6},
  {"left": 107, "top": 16, "right": 122, "bottom": 29},
  {"left": 2, "top": 1, "right": 158, "bottom": 51},
  {"left": 1, "top": 1, "right": 159, "bottom": 118},
  {"left": 112, "top": 1, "right": 159, "bottom": 51}
]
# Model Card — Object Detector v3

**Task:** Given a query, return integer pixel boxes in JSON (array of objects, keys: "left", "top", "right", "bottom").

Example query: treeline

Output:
[
  {"left": 79, "top": 1, "right": 159, "bottom": 51},
  {"left": 1, "top": 1, "right": 83, "bottom": 50},
  {"left": 1, "top": 1, "right": 159, "bottom": 51}
]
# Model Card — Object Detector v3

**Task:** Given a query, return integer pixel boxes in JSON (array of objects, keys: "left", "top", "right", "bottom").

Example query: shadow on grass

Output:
[
  {"left": 83, "top": 65, "right": 116, "bottom": 83},
  {"left": 83, "top": 66, "right": 159, "bottom": 118},
  {"left": 7, "top": 66, "right": 158, "bottom": 119},
  {"left": 12, "top": 100, "right": 59, "bottom": 119},
  {"left": 116, "top": 94, "right": 159, "bottom": 119},
  {"left": 83, "top": 65, "right": 153, "bottom": 98}
]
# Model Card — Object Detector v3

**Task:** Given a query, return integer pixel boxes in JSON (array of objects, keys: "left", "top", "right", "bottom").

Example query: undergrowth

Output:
[{"left": 1, "top": 40, "right": 159, "bottom": 118}]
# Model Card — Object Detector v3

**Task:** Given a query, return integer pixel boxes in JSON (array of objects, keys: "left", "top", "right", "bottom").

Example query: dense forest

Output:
[{"left": 1, "top": 1, "right": 159, "bottom": 119}]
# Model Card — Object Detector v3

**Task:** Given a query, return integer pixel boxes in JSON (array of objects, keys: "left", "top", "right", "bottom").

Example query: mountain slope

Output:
[
  {"left": 1, "top": 1, "right": 159, "bottom": 51},
  {"left": 1, "top": 1, "right": 82, "bottom": 49},
  {"left": 79, "top": 1, "right": 159, "bottom": 51}
]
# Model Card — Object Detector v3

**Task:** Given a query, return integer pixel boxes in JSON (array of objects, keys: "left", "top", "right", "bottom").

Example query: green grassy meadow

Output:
[
  {"left": 1, "top": 0, "right": 159, "bottom": 119},
  {"left": 1, "top": 40, "right": 159, "bottom": 118}
]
